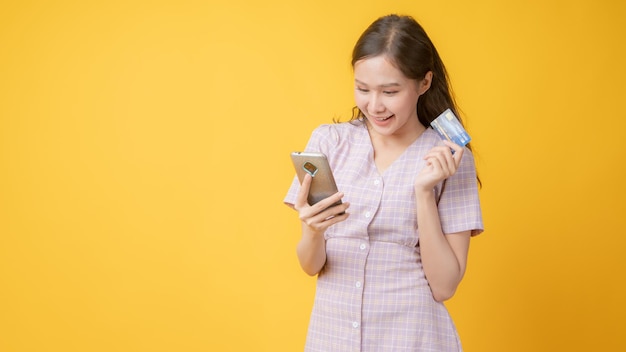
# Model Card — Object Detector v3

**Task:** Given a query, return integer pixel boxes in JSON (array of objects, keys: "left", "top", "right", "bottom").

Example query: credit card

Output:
[{"left": 430, "top": 108, "right": 471, "bottom": 146}]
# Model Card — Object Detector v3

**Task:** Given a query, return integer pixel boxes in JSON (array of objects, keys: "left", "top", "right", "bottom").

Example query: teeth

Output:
[{"left": 375, "top": 115, "right": 392, "bottom": 121}]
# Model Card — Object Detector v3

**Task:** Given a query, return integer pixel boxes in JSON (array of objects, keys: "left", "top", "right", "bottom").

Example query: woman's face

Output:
[{"left": 353, "top": 55, "right": 431, "bottom": 138}]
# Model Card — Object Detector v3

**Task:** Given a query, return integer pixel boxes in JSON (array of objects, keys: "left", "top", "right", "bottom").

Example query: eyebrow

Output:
[{"left": 354, "top": 79, "right": 401, "bottom": 88}]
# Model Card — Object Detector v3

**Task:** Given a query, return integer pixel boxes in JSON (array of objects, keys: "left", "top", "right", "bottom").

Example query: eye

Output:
[
  {"left": 356, "top": 87, "right": 369, "bottom": 93},
  {"left": 383, "top": 90, "right": 398, "bottom": 95}
]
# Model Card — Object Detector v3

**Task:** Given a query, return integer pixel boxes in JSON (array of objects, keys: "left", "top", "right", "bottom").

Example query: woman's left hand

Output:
[{"left": 415, "top": 140, "right": 464, "bottom": 192}]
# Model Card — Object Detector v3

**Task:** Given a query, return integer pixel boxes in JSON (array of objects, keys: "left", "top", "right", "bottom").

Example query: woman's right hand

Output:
[{"left": 293, "top": 173, "right": 350, "bottom": 236}]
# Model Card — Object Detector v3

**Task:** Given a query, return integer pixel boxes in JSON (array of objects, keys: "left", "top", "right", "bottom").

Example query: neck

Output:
[{"left": 367, "top": 120, "right": 426, "bottom": 149}]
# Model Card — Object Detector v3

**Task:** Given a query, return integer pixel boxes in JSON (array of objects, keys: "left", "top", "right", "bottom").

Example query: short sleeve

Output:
[
  {"left": 436, "top": 149, "right": 484, "bottom": 236},
  {"left": 283, "top": 124, "right": 339, "bottom": 207}
]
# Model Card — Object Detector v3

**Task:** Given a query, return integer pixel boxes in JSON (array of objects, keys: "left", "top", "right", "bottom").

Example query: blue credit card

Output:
[{"left": 430, "top": 108, "right": 471, "bottom": 146}]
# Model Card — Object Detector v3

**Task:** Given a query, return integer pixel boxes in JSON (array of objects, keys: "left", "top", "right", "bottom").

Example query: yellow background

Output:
[{"left": 1, "top": 0, "right": 625, "bottom": 351}]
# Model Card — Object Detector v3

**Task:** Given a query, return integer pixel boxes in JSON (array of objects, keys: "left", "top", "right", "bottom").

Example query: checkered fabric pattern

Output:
[{"left": 285, "top": 121, "right": 483, "bottom": 351}]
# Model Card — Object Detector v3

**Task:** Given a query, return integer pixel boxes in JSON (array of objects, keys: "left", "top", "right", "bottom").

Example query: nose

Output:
[{"left": 368, "top": 93, "right": 385, "bottom": 114}]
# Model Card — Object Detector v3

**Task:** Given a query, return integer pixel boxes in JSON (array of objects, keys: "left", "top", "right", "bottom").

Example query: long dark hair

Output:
[
  {"left": 350, "top": 14, "right": 480, "bottom": 186},
  {"left": 351, "top": 14, "right": 459, "bottom": 126}
]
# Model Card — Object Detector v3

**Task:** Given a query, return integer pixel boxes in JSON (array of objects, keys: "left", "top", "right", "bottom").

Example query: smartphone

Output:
[{"left": 290, "top": 151, "right": 342, "bottom": 208}]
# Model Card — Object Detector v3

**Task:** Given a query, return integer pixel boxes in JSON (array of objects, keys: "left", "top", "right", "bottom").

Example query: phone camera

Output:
[{"left": 302, "top": 162, "right": 318, "bottom": 177}]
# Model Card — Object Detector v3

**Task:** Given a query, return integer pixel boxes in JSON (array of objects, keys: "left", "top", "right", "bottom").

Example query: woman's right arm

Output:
[{"left": 293, "top": 173, "right": 350, "bottom": 276}]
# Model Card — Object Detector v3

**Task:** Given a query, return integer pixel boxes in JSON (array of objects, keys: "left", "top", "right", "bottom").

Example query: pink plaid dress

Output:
[{"left": 284, "top": 121, "right": 484, "bottom": 352}]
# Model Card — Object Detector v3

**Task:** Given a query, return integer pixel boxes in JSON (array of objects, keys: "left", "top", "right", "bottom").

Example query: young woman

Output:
[{"left": 284, "top": 14, "right": 484, "bottom": 351}]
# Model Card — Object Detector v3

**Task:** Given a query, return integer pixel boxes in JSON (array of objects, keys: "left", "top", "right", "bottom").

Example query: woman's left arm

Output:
[
  {"left": 414, "top": 140, "right": 471, "bottom": 302},
  {"left": 415, "top": 188, "right": 471, "bottom": 302}
]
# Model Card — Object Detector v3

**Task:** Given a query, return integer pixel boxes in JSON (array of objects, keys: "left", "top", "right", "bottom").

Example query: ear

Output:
[{"left": 418, "top": 71, "right": 433, "bottom": 96}]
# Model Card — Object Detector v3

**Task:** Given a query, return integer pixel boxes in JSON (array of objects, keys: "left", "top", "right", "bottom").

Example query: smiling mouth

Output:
[{"left": 374, "top": 115, "right": 394, "bottom": 121}]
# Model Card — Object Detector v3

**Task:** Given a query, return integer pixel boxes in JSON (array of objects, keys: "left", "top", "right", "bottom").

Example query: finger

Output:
[
  {"left": 310, "top": 191, "right": 345, "bottom": 215},
  {"left": 437, "top": 146, "right": 456, "bottom": 172},
  {"left": 304, "top": 210, "right": 350, "bottom": 232},
  {"left": 425, "top": 149, "right": 456, "bottom": 176},
  {"left": 321, "top": 209, "right": 350, "bottom": 225},
  {"left": 314, "top": 202, "right": 351, "bottom": 224},
  {"left": 443, "top": 140, "right": 464, "bottom": 167},
  {"left": 294, "top": 173, "right": 312, "bottom": 209},
  {"left": 425, "top": 147, "right": 453, "bottom": 173},
  {"left": 425, "top": 154, "right": 444, "bottom": 174},
  {"left": 302, "top": 201, "right": 350, "bottom": 230}
]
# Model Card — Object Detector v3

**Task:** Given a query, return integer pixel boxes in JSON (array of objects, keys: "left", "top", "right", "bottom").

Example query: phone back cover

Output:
[{"left": 290, "top": 152, "right": 340, "bottom": 205}]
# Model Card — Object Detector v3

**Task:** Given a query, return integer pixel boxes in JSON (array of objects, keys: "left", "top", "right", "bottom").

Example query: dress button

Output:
[
  {"left": 374, "top": 179, "right": 380, "bottom": 186},
  {"left": 355, "top": 281, "right": 362, "bottom": 288},
  {"left": 364, "top": 211, "right": 371, "bottom": 218},
  {"left": 359, "top": 243, "right": 367, "bottom": 250},
  {"left": 352, "top": 321, "right": 360, "bottom": 328}
]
